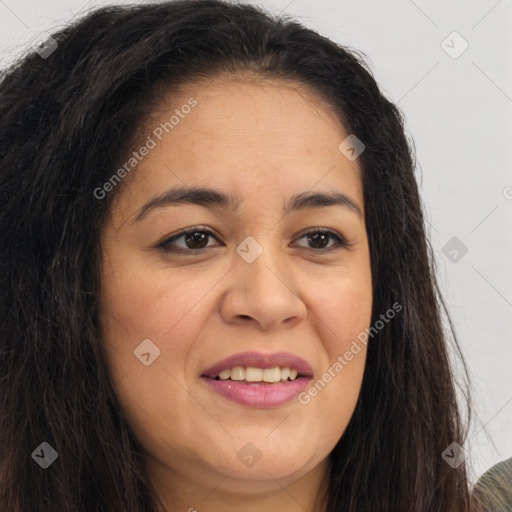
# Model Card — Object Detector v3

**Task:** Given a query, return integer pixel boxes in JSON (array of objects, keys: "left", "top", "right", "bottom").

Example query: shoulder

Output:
[{"left": 472, "top": 457, "right": 512, "bottom": 512}]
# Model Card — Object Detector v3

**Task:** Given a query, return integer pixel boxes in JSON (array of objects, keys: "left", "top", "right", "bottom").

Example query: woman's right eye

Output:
[{"left": 157, "top": 226, "right": 222, "bottom": 253}]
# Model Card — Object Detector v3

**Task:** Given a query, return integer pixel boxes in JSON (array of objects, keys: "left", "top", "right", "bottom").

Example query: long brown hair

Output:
[{"left": 0, "top": 1, "right": 477, "bottom": 510}]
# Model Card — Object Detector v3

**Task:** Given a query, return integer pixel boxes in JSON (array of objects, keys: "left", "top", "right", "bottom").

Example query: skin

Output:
[{"left": 98, "top": 74, "right": 373, "bottom": 512}]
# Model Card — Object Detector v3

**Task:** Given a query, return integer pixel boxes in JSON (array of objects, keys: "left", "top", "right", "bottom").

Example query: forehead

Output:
[
  {"left": 148, "top": 74, "right": 350, "bottom": 153},
  {"left": 110, "top": 75, "right": 363, "bottom": 222}
]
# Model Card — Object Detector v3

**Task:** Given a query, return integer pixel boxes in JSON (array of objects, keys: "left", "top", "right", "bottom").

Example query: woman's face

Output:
[{"left": 98, "top": 76, "right": 372, "bottom": 504}]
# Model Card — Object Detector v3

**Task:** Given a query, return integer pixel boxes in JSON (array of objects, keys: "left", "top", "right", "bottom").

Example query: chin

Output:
[{"left": 205, "top": 445, "right": 318, "bottom": 486}]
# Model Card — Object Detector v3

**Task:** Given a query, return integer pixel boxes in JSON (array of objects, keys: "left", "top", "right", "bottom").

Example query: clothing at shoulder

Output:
[{"left": 472, "top": 457, "right": 512, "bottom": 512}]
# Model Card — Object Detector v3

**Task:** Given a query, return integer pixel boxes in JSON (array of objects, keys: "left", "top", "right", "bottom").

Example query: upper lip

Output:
[{"left": 201, "top": 351, "right": 314, "bottom": 379}]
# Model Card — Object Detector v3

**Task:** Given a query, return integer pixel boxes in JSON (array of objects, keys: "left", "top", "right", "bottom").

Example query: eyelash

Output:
[{"left": 156, "top": 225, "right": 349, "bottom": 254}]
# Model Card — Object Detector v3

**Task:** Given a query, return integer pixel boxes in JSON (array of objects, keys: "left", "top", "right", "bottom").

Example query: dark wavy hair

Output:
[{"left": 0, "top": 1, "right": 479, "bottom": 510}]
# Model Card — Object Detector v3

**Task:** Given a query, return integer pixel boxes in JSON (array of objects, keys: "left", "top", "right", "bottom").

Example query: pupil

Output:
[
  {"left": 308, "top": 232, "right": 328, "bottom": 249},
  {"left": 186, "top": 231, "right": 207, "bottom": 249}
]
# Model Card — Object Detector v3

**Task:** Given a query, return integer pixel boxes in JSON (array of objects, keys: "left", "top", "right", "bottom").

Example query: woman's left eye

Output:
[
  {"left": 157, "top": 226, "right": 348, "bottom": 254},
  {"left": 294, "top": 228, "right": 348, "bottom": 251}
]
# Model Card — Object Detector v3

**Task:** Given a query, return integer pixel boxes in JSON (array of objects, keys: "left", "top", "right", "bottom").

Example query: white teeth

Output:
[
  {"left": 245, "top": 367, "right": 263, "bottom": 381},
  {"left": 230, "top": 366, "right": 244, "bottom": 381},
  {"left": 262, "top": 367, "right": 281, "bottom": 382},
  {"left": 218, "top": 369, "right": 231, "bottom": 380},
  {"left": 215, "top": 366, "right": 300, "bottom": 382}
]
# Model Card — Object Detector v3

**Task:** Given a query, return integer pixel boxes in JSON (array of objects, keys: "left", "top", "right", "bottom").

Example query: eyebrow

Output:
[{"left": 131, "top": 185, "right": 363, "bottom": 224}]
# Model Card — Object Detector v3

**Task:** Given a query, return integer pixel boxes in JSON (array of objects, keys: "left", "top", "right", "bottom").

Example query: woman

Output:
[{"left": 0, "top": 1, "right": 479, "bottom": 510}]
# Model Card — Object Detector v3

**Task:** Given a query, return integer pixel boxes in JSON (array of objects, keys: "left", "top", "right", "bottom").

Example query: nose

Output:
[{"left": 219, "top": 238, "right": 307, "bottom": 331}]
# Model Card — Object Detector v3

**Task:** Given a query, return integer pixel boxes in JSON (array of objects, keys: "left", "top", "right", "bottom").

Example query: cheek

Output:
[
  {"left": 311, "top": 260, "right": 373, "bottom": 352},
  {"left": 97, "top": 257, "right": 217, "bottom": 455},
  {"left": 325, "top": 282, "right": 372, "bottom": 351},
  {"left": 96, "top": 249, "right": 220, "bottom": 396},
  {"left": 99, "top": 250, "right": 220, "bottom": 340},
  {"left": 299, "top": 267, "right": 372, "bottom": 429}
]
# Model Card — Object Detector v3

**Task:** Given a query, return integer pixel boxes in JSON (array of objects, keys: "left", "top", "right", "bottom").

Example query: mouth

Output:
[
  {"left": 200, "top": 351, "right": 313, "bottom": 408},
  {"left": 205, "top": 365, "right": 308, "bottom": 383}
]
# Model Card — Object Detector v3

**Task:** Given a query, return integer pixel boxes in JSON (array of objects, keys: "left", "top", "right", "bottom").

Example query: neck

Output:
[{"left": 145, "top": 455, "right": 331, "bottom": 512}]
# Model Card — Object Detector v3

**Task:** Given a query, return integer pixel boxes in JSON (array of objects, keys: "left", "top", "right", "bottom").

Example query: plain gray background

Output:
[{"left": 1, "top": 0, "right": 510, "bottom": 483}]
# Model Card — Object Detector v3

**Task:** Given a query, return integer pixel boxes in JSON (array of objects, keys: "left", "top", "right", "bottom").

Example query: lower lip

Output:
[{"left": 201, "top": 377, "right": 311, "bottom": 408}]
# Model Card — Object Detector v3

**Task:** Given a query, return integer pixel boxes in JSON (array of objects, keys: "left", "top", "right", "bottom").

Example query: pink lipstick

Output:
[{"left": 200, "top": 351, "right": 313, "bottom": 408}]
